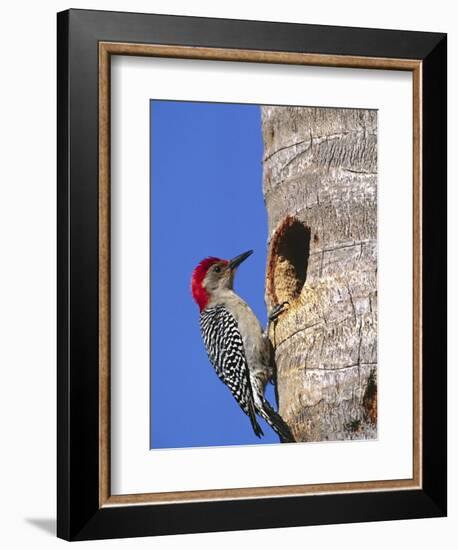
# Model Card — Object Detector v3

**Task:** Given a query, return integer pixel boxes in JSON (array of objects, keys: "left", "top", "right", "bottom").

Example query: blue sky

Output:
[{"left": 150, "top": 100, "right": 278, "bottom": 448}]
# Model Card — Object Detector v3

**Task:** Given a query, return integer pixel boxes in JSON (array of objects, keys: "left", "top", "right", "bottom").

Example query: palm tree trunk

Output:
[{"left": 262, "top": 106, "right": 377, "bottom": 442}]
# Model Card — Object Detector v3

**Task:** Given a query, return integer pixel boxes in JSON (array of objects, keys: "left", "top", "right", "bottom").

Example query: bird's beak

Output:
[{"left": 227, "top": 250, "right": 253, "bottom": 270}]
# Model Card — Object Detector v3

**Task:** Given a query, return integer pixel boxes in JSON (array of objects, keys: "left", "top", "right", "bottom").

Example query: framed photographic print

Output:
[{"left": 57, "top": 9, "right": 447, "bottom": 541}]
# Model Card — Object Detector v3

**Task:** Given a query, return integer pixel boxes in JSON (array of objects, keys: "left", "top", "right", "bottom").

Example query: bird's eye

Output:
[{"left": 214, "top": 265, "right": 221, "bottom": 273}]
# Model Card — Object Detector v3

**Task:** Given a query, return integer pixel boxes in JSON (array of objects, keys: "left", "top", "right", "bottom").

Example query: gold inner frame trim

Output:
[{"left": 98, "top": 41, "right": 422, "bottom": 507}]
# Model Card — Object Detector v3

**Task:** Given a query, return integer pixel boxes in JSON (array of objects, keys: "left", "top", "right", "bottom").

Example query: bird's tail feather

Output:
[
  {"left": 258, "top": 400, "right": 295, "bottom": 443},
  {"left": 248, "top": 400, "right": 264, "bottom": 438}
]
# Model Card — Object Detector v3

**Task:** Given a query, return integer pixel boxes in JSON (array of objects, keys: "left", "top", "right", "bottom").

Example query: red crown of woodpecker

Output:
[{"left": 191, "top": 257, "right": 228, "bottom": 311}]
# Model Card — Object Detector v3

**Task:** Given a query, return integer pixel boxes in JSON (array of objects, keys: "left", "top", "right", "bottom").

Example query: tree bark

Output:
[{"left": 262, "top": 106, "right": 377, "bottom": 442}]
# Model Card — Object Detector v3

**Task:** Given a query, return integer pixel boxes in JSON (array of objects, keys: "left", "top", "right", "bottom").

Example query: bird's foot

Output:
[{"left": 268, "top": 301, "right": 289, "bottom": 322}]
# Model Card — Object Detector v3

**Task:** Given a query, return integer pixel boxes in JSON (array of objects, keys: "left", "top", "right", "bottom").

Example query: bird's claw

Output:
[{"left": 268, "top": 301, "right": 289, "bottom": 322}]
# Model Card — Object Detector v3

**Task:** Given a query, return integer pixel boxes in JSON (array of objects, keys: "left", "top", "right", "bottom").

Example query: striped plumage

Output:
[{"left": 200, "top": 305, "right": 263, "bottom": 437}]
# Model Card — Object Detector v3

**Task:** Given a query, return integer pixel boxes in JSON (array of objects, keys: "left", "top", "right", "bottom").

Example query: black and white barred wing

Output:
[{"left": 200, "top": 305, "right": 263, "bottom": 437}]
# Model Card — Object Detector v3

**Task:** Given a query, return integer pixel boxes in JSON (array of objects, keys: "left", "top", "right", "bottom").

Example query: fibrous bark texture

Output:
[{"left": 262, "top": 106, "right": 377, "bottom": 442}]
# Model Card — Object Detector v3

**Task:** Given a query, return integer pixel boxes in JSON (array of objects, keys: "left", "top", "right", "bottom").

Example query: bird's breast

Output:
[{"left": 222, "top": 298, "right": 266, "bottom": 367}]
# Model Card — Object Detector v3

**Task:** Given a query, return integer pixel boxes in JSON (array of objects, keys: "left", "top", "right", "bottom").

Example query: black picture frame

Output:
[{"left": 57, "top": 8, "right": 447, "bottom": 541}]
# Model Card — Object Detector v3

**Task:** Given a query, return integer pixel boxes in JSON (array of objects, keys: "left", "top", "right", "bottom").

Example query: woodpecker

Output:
[{"left": 191, "top": 250, "right": 294, "bottom": 443}]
